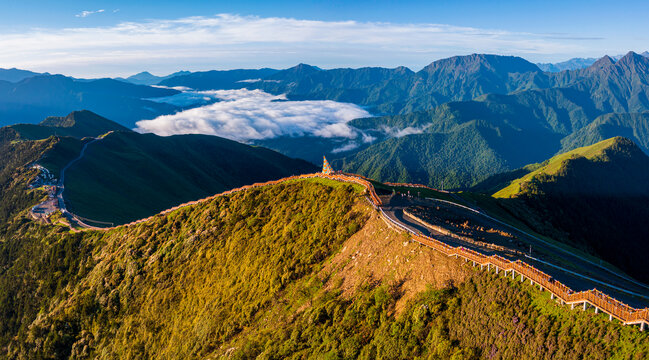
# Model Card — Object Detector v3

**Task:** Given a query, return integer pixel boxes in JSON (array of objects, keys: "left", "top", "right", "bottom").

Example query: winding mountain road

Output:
[
  {"left": 379, "top": 194, "right": 649, "bottom": 308},
  {"left": 55, "top": 137, "right": 112, "bottom": 229}
]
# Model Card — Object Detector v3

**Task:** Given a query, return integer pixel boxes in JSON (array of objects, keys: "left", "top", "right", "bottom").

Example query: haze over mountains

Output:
[
  {"left": 3, "top": 51, "right": 649, "bottom": 189},
  {"left": 0, "top": 75, "right": 179, "bottom": 128},
  {"left": 537, "top": 51, "right": 649, "bottom": 72}
]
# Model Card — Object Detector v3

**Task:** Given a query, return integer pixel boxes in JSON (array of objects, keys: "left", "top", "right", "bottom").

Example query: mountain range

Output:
[
  {"left": 3, "top": 51, "right": 649, "bottom": 191},
  {"left": 536, "top": 51, "right": 649, "bottom": 72},
  {"left": 325, "top": 51, "right": 649, "bottom": 188},
  {"left": 0, "top": 68, "right": 44, "bottom": 83},
  {"left": 115, "top": 71, "right": 192, "bottom": 86},
  {"left": 0, "top": 75, "right": 180, "bottom": 127},
  {"left": 4, "top": 35, "right": 649, "bottom": 358}
]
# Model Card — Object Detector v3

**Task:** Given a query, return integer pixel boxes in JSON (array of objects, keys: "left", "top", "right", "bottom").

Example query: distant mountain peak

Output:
[
  {"left": 587, "top": 55, "right": 616, "bottom": 70},
  {"left": 617, "top": 51, "right": 646, "bottom": 64},
  {"left": 536, "top": 57, "right": 599, "bottom": 72},
  {"left": 121, "top": 70, "right": 192, "bottom": 85},
  {"left": 420, "top": 53, "right": 540, "bottom": 74},
  {"left": 266, "top": 63, "right": 322, "bottom": 81},
  {"left": 0, "top": 68, "right": 42, "bottom": 83},
  {"left": 39, "top": 110, "right": 131, "bottom": 134},
  {"left": 291, "top": 63, "right": 322, "bottom": 72},
  {"left": 133, "top": 71, "right": 154, "bottom": 76},
  {"left": 41, "top": 110, "right": 104, "bottom": 128}
]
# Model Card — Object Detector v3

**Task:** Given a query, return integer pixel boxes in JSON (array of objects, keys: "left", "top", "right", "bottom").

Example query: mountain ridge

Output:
[
  {"left": 489, "top": 137, "right": 649, "bottom": 282},
  {"left": 6, "top": 110, "right": 131, "bottom": 140},
  {"left": 115, "top": 70, "right": 192, "bottom": 85}
]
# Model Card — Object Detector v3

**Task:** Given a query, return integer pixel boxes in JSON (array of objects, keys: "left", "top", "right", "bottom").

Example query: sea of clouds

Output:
[{"left": 135, "top": 89, "right": 372, "bottom": 143}]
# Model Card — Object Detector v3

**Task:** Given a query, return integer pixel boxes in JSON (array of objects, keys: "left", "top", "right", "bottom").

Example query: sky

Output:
[{"left": 0, "top": 0, "right": 647, "bottom": 77}]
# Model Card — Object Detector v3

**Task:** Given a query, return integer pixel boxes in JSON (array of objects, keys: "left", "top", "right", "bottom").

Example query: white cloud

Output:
[
  {"left": 0, "top": 13, "right": 597, "bottom": 77},
  {"left": 361, "top": 133, "right": 377, "bottom": 143},
  {"left": 380, "top": 125, "right": 429, "bottom": 137},
  {"left": 332, "top": 142, "right": 360, "bottom": 154},
  {"left": 76, "top": 9, "right": 105, "bottom": 18},
  {"left": 135, "top": 89, "right": 370, "bottom": 141}
]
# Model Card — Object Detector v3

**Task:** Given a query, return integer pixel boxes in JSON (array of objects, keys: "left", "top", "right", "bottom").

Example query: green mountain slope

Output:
[
  {"left": 0, "top": 135, "right": 56, "bottom": 224},
  {"left": 493, "top": 137, "right": 628, "bottom": 198},
  {"left": 561, "top": 112, "right": 649, "bottom": 153},
  {"left": 0, "top": 175, "right": 647, "bottom": 358},
  {"left": 491, "top": 137, "right": 649, "bottom": 282},
  {"left": 8, "top": 110, "right": 131, "bottom": 140},
  {"left": 337, "top": 98, "right": 566, "bottom": 188},
  {"left": 59, "top": 131, "right": 317, "bottom": 225},
  {"left": 337, "top": 53, "right": 649, "bottom": 187},
  {"left": 336, "top": 125, "right": 510, "bottom": 189}
]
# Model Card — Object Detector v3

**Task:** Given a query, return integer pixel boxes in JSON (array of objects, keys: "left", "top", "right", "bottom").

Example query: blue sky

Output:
[{"left": 0, "top": 0, "right": 646, "bottom": 77}]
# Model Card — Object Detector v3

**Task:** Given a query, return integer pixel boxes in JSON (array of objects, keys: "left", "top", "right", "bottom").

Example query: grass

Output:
[
  {"left": 2, "top": 169, "right": 648, "bottom": 359},
  {"left": 37, "top": 137, "right": 85, "bottom": 176},
  {"left": 494, "top": 137, "right": 622, "bottom": 198},
  {"left": 284, "top": 176, "right": 365, "bottom": 193}
]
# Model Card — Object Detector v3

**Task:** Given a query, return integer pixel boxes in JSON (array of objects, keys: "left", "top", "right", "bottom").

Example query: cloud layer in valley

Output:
[
  {"left": 135, "top": 89, "right": 371, "bottom": 142},
  {"left": 0, "top": 13, "right": 607, "bottom": 77}
]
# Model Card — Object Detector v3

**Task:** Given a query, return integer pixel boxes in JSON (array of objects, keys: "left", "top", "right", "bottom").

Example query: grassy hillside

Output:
[
  {"left": 60, "top": 131, "right": 318, "bottom": 225},
  {"left": 0, "top": 178, "right": 646, "bottom": 359},
  {"left": 561, "top": 112, "right": 649, "bottom": 153},
  {"left": 9, "top": 110, "right": 131, "bottom": 140},
  {"left": 337, "top": 100, "right": 564, "bottom": 189},
  {"left": 490, "top": 137, "right": 649, "bottom": 282},
  {"left": 493, "top": 137, "right": 625, "bottom": 198}
]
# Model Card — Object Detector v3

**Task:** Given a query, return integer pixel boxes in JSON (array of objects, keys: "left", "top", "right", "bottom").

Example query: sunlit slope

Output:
[
  {"left": 561, "top": 112, "right": 649, "bottom": 154},
  {"left": 491, "top": 137, "right": 649, "bottom": 282},
  {"left": 494, "top": 137, "right": 627, "bottom": 198}
]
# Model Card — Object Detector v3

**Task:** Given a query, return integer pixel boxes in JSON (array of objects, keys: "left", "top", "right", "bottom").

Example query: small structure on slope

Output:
[{"left": 322, "top": 156, "right": 335, "bottom": 174}]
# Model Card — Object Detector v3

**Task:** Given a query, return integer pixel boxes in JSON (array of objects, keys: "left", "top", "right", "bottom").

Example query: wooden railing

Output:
[
  {"left": 408, "top": 232, "right": 649, "bottom": 326},
  {"left": 70, "top": 171, "right": 647, "bottom": 329}
]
